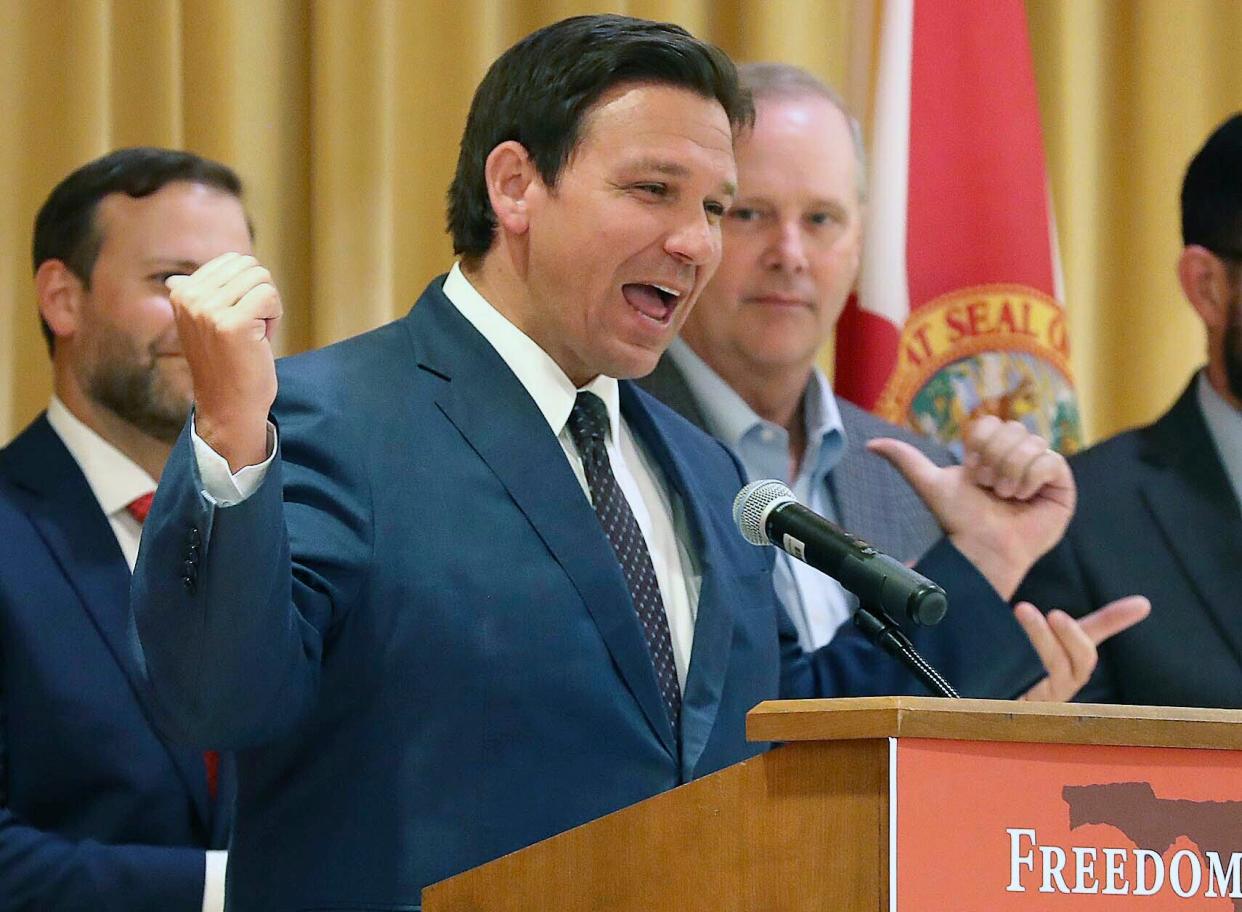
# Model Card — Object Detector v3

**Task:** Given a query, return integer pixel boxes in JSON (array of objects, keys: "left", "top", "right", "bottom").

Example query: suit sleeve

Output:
[
  {"left": 697, "top": 430, "right": 1043, "bottom": 702},
  {"left": 131, "top": 392, "right": 373, "bottom": 750},
  {"left": 0, "top": 696, "right": 205, "bottom": 912},
  {"left": 781, "top": 537, "right": 1045, "bottom": 700}
]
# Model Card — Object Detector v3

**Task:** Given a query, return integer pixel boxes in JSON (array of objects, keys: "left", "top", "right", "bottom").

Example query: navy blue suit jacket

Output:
[
  {"left": 132, "top": 277, "right": 1040, "bottom": 910},
  {"left": 0, "top": 417, "right": 231, "bottom": 912}
]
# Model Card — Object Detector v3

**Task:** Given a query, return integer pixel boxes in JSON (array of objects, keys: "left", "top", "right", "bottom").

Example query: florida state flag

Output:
[{"left": 836, "top": 0, "right": 1082, "bottom": 455}]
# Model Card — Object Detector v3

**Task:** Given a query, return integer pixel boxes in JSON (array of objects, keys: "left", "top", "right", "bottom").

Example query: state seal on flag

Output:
[{"left": 873, "top": 284, "right": 1082, "bottom": 456}]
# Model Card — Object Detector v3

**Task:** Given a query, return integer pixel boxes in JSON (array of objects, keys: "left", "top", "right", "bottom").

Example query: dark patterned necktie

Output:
[
  {"left": 566, "top": 392, "right": 682, "bottom": 742},
  {"left": 126, "top": 492, "right": 221, "bottom": 801}
]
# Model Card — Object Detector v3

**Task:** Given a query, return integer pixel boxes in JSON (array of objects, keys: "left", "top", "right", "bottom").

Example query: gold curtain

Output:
[{"left": 1, "top": 0, "right": 1239, "bottom": 445}]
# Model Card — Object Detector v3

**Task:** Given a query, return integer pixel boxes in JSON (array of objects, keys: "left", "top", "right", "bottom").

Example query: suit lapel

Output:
[
  {"left": 621, "top": 385, "right": 736, "bottom": 779},
  {"left": 831, "top": 437, "right": 872, "bottom": 535},
  {"left": 404, "top": 289, "right": 678, "bottom": 759},
  {"left": 1139, "top": 385, "right": 1242, "bottom": 668},
  {"left": 832, "top": 402, "right": 946, "bottom": 561},
  {"left": 0, "top": 417, "right": 213, "bottom": 828},
  {"left": 832, "top": 417, "right": 905, "bottom": 551},
  {"left": 634, "top": 355, "right": 712, "bottom": 433}
]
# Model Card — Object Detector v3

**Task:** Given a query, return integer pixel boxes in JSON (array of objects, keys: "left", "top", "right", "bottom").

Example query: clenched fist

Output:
[{"left": 166, "top": 252, "right": 282, "bottom": 473}]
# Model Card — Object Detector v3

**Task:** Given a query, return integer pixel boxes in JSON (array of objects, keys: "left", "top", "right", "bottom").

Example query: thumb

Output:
[
  {"left": 867, "top": 437, "right": 943, "bottom": 508},
  {"left": 1076, "top": 595, "right": 1151, "bottom": 645}
]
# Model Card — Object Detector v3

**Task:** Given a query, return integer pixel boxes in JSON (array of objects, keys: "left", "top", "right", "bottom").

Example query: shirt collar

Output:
[
  {"left": 1196, "top": 370, "right": 1242, "bottom": 508},
  {"left": 665, "top": 336, "right": 761, "bottom": 449},
  {"left": 665, "top": 337, "right": 846, "bottom": 483},
  {"left": 799, "top": 368, "right": 847, "bottom": 479},
  {"left": 441, "top": 263, "right": 621, "bottom": 441},
  {"left": 45, "top": 396, "right": 157, "bottom": 517}
]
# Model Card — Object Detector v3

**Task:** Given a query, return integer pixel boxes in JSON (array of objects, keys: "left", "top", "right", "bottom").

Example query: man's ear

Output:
[
  {"left": 1178, "top": 245, "right": 1235, "bottom": 332},
  {"left": 484, "top": 141, "right": 538, "bottom": 238},
  {"left": 35, "top": 259, "right": 84, "bottom": 344}
]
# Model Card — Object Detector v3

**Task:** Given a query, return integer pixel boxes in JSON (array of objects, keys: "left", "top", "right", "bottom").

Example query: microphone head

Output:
[{"left": 732, "top": 479, "right": 795, "bottom": 546}]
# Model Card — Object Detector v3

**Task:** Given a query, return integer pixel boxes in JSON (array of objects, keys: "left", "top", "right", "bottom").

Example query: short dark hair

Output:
[
  {"left": 1181, "top": 112, "right": 1242, "bottom": 262},
  {"left": 446, "top": 14, "right": 753, "bottom": 265},
  {"left": 32, "top": 146, "right": 245, "bottom": 351}
]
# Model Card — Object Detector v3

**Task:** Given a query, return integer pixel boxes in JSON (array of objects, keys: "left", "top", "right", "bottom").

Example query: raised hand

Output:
[
  {"left": 867, "top": 417, "right": 1076, "bottom": 599},
  {"left": 166, "top": 253, "right": 282, "bottom": 472},
  {"left": 1017, "top": 596, "right": 1151, "bottom": 702}
]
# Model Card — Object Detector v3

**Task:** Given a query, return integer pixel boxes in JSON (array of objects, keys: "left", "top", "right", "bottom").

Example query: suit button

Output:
[
  {"left": 188, "top": 545, "right": 200, "bottom": 563},
  {"left": 183, "top": 575, "right": 195, "bottom": 591},
  {"left": 189, "top": 527, "right": 201, "bottom": 547},
  {"left": 184, "top": 559, "right": 197, "bottom": 577}
]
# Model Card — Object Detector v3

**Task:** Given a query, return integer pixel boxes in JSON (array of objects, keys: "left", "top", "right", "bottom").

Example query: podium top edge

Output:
[{"left": 745, "top": 697, "right": 1242, "bottom": 750}]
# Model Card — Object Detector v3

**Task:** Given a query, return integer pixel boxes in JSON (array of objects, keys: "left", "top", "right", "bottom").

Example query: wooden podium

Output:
[{"left": 423, "top": 698, "right": 1242, "bottom": 911}]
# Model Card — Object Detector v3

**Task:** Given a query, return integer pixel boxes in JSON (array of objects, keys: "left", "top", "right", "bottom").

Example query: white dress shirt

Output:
[
  {"left": 666, "top": 338, "right": 854, "bottom": 649},
  {"left": 46, "top": 396, "right": 156, "bottom": 572},
  {"left": 195, "top": 263, "right": 702, "bottom": 688},
  {"left": 1197, "top": 370, "right": 1242, "bottom": 512}
]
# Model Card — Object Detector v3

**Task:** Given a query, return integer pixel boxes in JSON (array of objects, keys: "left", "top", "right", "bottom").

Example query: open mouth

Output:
[{"left": 622, "top": 282, "right": 682, "bottom": 324}]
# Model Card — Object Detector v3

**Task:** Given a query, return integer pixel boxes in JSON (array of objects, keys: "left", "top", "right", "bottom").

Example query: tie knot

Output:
[
  {"left": 567, "top": 392, "right": 611, "bottom": 450},
  {"left": 126, "top": 491, "right": 156, "bottom": 525}
]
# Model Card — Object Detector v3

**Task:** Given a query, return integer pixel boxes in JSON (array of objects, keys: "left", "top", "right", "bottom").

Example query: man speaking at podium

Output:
[{"left": 130, "top": 14, "right": 1132, "bottom": 909}]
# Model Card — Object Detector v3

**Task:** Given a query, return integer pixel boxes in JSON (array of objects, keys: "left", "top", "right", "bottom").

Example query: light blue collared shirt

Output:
[
  {"left": 1196, "top": 371, "right": 1242, "bottom": 513},
  {"left": 666, "top": 338, "right": 854, "bottom": 649}
]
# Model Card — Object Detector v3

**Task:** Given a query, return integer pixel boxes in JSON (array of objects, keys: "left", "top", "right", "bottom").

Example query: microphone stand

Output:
[{"left": 852, "top": 603, "right": 960, "bottom": 699}]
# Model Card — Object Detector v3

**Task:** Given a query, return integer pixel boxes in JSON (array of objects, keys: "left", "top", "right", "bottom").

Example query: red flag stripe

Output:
[{"left": 905, "top": 0, "right": 1055, "bottom": 305}]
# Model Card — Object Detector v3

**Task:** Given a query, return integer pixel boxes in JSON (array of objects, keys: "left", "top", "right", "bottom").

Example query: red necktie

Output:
[
  {"left": 126, "top": 492, "right": 220, "bottom": 801},
  {"left": 125, "top": 491, "right": 155, "bottom": 525}
]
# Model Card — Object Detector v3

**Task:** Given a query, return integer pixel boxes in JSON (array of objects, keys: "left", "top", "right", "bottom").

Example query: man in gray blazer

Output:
[
  {"left": 638, "top": 63, "right": 961, "bottom": 650},
  {"left": 638, "top": 63, "right": 1144, "bottom": 670}
]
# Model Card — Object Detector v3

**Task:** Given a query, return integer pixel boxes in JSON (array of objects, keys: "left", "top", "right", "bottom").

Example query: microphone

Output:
[{"left": 732, "top": 479, "right": 948, "bottom": 627}]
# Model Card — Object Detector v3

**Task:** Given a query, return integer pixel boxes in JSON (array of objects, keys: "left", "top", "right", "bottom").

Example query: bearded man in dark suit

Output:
[
  {"left": 1018, "top": 112, "right": 1242, "bottom": 709},
  {"left": 0, "top": 148, "right": 244, "bottom": 911}
]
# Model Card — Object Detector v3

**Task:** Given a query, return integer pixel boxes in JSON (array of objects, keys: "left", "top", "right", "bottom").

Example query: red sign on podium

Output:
[{"left": 893, "top": 739, "right": 1242, "bottom": 910}]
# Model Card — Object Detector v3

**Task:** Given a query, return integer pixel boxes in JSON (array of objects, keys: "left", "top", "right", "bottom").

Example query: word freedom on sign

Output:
[{"left": 1007, "top": 828, "right": 1242, "bottom": 900}]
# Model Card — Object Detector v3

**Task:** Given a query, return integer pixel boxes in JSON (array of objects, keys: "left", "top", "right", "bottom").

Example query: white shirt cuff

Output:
[
  {"left": 201, "top": 850, "right": 227, "bottom": 912},
  {"left": 190, "top": 419, "right": 277, "bottom": 506}
]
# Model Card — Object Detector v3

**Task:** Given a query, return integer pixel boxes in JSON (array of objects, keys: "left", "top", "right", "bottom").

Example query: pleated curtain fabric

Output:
[{"left": 2, "top": 0, "right": 1241, "bottom": 446}]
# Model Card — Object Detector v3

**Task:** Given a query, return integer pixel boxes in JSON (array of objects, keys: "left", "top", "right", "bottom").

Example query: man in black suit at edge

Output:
[{"left": 1019, "top": 112, "right": 1242, "bottom": 708}]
